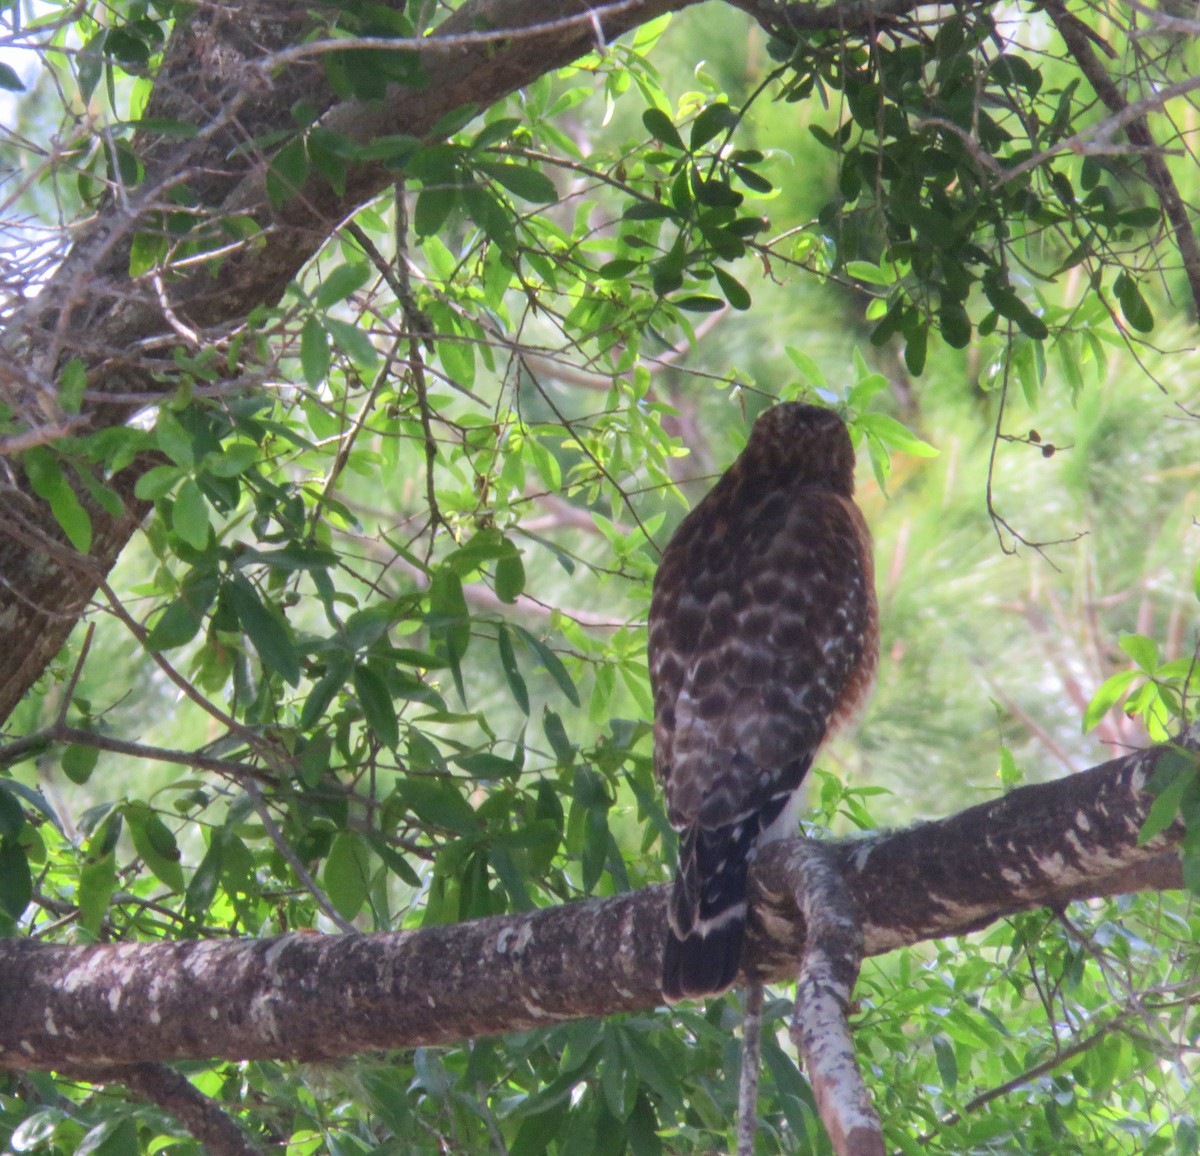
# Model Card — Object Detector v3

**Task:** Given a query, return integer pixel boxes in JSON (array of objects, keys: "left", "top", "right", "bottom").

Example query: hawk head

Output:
[{"left": 741, "top": 403, "right": 856, "bottom": 496}]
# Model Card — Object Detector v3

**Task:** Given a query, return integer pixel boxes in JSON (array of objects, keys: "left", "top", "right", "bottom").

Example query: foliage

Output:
[{"left": 1, "top": 0, "right": 1200, "bottom": 1152}]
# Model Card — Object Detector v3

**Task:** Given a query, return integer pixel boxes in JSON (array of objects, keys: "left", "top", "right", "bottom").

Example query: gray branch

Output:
[{"left": 0, "top": 740, "right": 1182, "bottom": 1070}]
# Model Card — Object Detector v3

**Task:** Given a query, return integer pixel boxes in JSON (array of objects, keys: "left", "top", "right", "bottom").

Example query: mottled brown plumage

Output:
[{"left": 649, "top": 403, "right": 878, "bottom": 1001}]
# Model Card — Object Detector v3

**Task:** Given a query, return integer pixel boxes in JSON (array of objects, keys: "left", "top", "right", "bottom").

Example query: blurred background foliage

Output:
[{"left": 2, "top": 0, "right": 1200, "bottom": 1151}]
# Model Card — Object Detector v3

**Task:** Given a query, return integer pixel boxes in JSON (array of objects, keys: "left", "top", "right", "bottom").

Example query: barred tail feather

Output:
[
  {"left": 661, "top": 790, "right": 801, "bottom": 1002},
  {"left": 661, "top": 819, "right": 757, "bottom": 1001},
  {"left": 662, "top": 896, "right": 746, "bottom": 1001}
]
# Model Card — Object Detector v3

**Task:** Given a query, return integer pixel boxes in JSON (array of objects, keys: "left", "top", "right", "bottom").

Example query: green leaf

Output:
[
  {"left": 59, "top": 359, "right": 87, "bottom": 414},
  {"left": 23, "top": 447, "right": 92, "bottom": 553},
  {"left": 497, "top": 627, "right": 530, "bottom": 715},
  {"left": 415, "top": 187, "right": 457, "bottom": 237},
  {"left": 325, "top": 316, "right": 381, "bottom": 369},
  {"left": 623, "top": 202, "right": 676, "bottom": 222},
  {"left": 0, "top": 62, "right": 24, "bottom": 92},
  {"left": 846, "top": 260, "right": 897, "bottom": 287},
  {"left": 203, "top": 443, "right": 260, "bottom": 478},
  {"left": 599, "top": 258, "right": 639, "bottom": 280},
  {"left": 694, "top": 177, "right": 741, "bottom": 207},
  {"left": 543, "top": 707, "right": 575, "bottom": 766},
  {"left": 857, "top": 413, "right": 939, "bottom": 457},
  {"left": 454, "top": 751, "right": 520, "bottom": 779},
  {"left": 429, "top": 102, "right": 481, "bottom": 138},
  {"left": 1118, "top": 632, "right": 1158, "bottom": 672},
  {"left": 146, "top": 591, "right": 208, "bottom": 652},
  {"left": 940, "top": 300, "right": 972, "bottom": 348},
  {"left": 1115, "top": 271, "right": 1154, "bottom": 333},
  {"left": 582, "top": 807, "right": 609, "bottom": 891},
  {"left": 301, "top": 655, "right": 352, "bottom": 729},
  {"left": 315, "top": 261, "right": 371, "bottom": 309},
  {"left": 515, "top": 626, "right": 580, "bottom": 706},
  {"left": 983, "top": 280, "right": 1048, "bottom": 339},
  {"left": 355, "top": 664, "right": 400, "bottom": 748},
  {"left": 1083, "top": 669, "right": 1140, "bottom": 732},
  {"left": 904, "top": 323, "right": 928, "bottom": 375},
  {"left": 52, "top": 486, "right": 92, "bottom": 553},
  {"left": 226, "top": 574, "right": 301, "bottom": 686},
  {"left": 394, "top": 774, "right": 477, "bottom": 835},
  {"left": 134, "top": 464, "right": 184, "bottom": 500},
  {"left": 62, "top": 744, "right": 100, "bottom": 785},
  {"left": 689, "top": 102, "right": 738, "bottom": 150},
  {"left": 127, "top": 806, "right": 185, "bottom": 892},
  {"left": 642, "top": 108, "right": 684, "bottom": 151},
  {"left": 172, "top": 478, "right": 211, "bottom": 550},
  {"left": 732, "top": 162, "right": 772, "bottom": 194},
  {"left": 185, "top": 826, "right": 228, "bottom": 921},
  {"left": 674, "top": 294, "right": 725, "bottom": 313},
  {"left": 785, "top": 346, "right": 828, "bottom": 388},
  {"left": 266, "top": 136, "right": 309, "bottom": 209},
  {"left": 475, "top": 159, "right": 558, "bottom": 203},
  {"left": 1177, "top": 1115, "right": 1200, "bottom": 1156},
  {"left": 77, "top": 1117, "right": 138, "bottom": 1156},
  {"left": 932, "top": 1034, "right": 958, "bottom": 1090},
  {"left": 463, "top": 185, "right": 514, "bottom": 247},
  {"left": 0, "top": 792, "right": 25, "bottom": 845},
  {"left": 79, "top": 845, "right": 117, "bottom": 937},
  {"left": 1139, "top": 753, "right": 1197, "bottom": 845},
  {"left": 300, "top": 317, "right": 331, "bottom": 387},
  {"left": 429, "top": 568, "right": 471, "bottom": 661},
  {"left": 364, "top": 833, "right": 421, "bottom": 887},
  {"left": 0, "top": 840, "right": 31, "bottom": 920},
  {"left": 714, "top": 267, "right": 751, "bottom": 310},
  {"left": 494, "top": 541, "right": 526, "bottom": 603},
  {"left": 154, "top": 410, "right": 195, "bottom": 469},
  {"left": 324, "top": 832, "right": 372, "bottom": 920},
  {"left": 0, "top": 789, "right": 23, "bottom": 840}
]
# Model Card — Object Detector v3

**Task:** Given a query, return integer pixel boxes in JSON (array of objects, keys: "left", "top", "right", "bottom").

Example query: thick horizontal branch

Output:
[{"left": 0, "top": 740, "right": 1182, "bottom": 1070}]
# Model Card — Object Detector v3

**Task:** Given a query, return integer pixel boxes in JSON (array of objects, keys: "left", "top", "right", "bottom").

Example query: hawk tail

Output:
[
  {"left": 662, "top": 791, "right": 800, "bottom": 1002},
  {"left": 661, "top": 817, "right": 756, "bottom": 1001}
]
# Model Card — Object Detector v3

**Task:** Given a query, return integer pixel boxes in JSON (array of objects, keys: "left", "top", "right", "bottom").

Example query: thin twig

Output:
[
  {"left": 379, "top": 186, "right": 444, "bottom": 545},
  {"left": 56, "top": 622, "right": 94, "bottom": 728},
  {"left": 0, "top": 724, "right": 275, "bottom": 783},
  {"left": 242, "top": 779, "right": 357, "bottom": 934},
  {"left": 736, "top": 982, "right": 764, "bottom": 1156}
]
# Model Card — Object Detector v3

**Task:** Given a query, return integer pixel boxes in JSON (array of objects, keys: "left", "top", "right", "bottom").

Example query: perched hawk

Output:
[{"left": 649, "top": 403, "right": 878, "bottom": 1001}]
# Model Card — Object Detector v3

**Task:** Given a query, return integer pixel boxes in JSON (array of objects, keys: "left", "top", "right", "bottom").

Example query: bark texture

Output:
[
  {"left": 787, "top": 842, "right": 883, "bottom": 1156},
  {"left": 0, "top": 741, "right": 1181, "bottom": 1070}
]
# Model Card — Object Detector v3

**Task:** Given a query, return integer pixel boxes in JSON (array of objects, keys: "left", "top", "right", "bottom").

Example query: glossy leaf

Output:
[
  {"left": 226, "top": 574, "right": 301, "bottom": 686},
  {"left": 355, "top": 664, "right": 400, "bottom": 748}
]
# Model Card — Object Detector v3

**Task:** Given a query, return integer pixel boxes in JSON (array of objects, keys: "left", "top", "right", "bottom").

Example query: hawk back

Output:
[{"left": 649, "top": 403, "right": 877, "bottom": 1001}]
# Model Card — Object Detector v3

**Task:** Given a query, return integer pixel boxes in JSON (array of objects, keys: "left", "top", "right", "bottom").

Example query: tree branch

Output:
[
  {"left": 70, "top": 1063, "right": 264, "bottom": 1156},
  {"left": 1043, "top": 0, "right": 1200, "bottom": 318},
  {"left": 787, "top": 841, "right": 884, "bottom": 1156},
  {"left": 0, "top": 740, "right": 1182, "bottom": 1070}
]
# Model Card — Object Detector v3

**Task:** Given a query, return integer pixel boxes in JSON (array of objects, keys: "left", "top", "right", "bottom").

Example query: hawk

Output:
[{"left": 649, "top": 402, "right": 878, "bottom": 1001}]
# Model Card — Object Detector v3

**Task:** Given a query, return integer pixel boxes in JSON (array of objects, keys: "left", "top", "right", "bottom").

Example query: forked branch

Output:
[{"left": 787, "top": 841, "right": 884, "bottom": 1156}]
